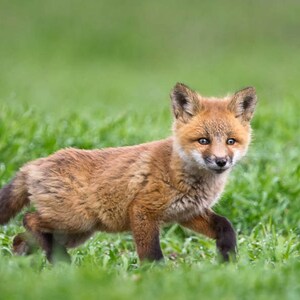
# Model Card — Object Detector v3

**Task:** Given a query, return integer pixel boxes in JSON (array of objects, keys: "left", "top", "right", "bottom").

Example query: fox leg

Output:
[
  {"left": 54, "top": 231, "right": 93, "bottom": 248},
  {"left": 22, "top": 212, "right": 70, "bottom": 263},
  {"left": 129, "top": 204, "right": 163, "bottom": 262},
  {"left": 180, "top": 210, "right": 237, "bottom": 261}
]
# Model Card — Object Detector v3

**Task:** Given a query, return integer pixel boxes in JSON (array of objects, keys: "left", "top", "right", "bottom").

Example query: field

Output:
[{"left": 0, "top": 0, "right": 300, "bottom": 299}]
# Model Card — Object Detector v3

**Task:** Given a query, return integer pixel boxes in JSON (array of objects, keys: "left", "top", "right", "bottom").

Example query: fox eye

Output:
[
  {"left": 227, "top": 138, "right": 236, "bottom": 145},
  {"left": 199, "top": 138, "right": 210, "bottom": 145}
]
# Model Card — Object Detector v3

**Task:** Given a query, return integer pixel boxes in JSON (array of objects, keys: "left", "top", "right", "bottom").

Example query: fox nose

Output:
[{"left": 215, "top": 157, "right": 227, "bottom": 168}]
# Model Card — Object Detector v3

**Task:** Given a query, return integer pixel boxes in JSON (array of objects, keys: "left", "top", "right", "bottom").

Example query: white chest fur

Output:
[
  {"left": 163, "top": 174, "right": 228, "bottom": 223},
  {"left": 163, "top": 194, "right": 205, "bottom": 222}
]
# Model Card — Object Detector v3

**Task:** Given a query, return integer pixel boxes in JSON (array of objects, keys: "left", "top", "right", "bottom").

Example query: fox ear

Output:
[
  {"left": 228, "top": 87, "right": 257, "bottom": 122},
  {"left": 170, "top": 83, "right": 201, "bottom": 122}
]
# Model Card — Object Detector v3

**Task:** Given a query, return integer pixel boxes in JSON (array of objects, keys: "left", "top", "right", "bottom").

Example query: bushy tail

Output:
[{"left": 0, "top": 172, "right": 29, "bottom": 225}]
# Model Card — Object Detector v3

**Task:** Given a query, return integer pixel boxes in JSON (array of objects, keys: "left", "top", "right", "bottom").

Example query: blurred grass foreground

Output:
[{"left": 0, "top": 1, "right": 300, "bottom": 300}]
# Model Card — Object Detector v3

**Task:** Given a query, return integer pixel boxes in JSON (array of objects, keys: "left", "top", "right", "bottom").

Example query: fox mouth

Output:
[
  {"left": 207, "top": 165, "right": 230, "bottom": 174},
  {"left": 213, "top": 168, "right": 229, "bottom": 174}
]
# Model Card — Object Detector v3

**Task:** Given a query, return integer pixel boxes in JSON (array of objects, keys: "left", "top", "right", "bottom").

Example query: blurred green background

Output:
[
  {"left": 1, "top": 0, "right": 300, "bottom": 115},
  {"left": 0, "top": 1, "right": 299, "bottom": 299}
]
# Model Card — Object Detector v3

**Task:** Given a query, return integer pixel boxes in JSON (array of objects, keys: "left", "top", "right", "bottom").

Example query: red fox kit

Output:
[{"left": 0, "top": 83, "right": 257, "bottom": 263}]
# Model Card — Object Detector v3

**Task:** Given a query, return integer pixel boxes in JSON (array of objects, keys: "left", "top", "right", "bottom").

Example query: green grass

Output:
[{"left": 0, "top": 0, "right": 300, "bottom": 299}]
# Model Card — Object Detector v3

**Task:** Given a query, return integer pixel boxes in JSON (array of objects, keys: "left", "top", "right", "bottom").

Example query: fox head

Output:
[{"left": 171, "top": 83, "right": 257, "bottom": 174}]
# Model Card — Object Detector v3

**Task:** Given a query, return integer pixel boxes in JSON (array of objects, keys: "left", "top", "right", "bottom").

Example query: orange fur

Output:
[{"left": 0, "top": 83, "right": 257, "bottom": 262}]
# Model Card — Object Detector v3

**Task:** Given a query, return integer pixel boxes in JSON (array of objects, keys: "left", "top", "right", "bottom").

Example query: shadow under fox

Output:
[{"left": 0, "top": 83, "right": 257, "bottom": 263}]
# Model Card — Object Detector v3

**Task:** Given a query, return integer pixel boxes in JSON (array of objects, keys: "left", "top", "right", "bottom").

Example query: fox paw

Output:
[{"left": 12, "top": 232, "right": 37, "bottom": 256}]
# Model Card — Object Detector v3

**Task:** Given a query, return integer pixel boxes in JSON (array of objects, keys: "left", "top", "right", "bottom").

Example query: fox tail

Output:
[{"left": 0, "top": 172, "right": 29, "bottom": 225}]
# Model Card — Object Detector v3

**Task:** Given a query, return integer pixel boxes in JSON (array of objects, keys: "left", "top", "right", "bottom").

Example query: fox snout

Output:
[
  {"left": 215, "top": 157, "right": 228, "bottom": 168},
  {"left": 204, "top": 155, "right": 233, "bottom": 173}
]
